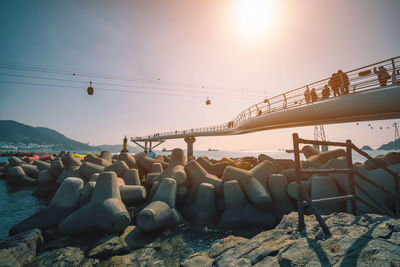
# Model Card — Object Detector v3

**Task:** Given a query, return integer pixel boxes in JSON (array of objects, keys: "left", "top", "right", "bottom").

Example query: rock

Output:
[
  {"left": 84, "top": 153, "right": 110, "bottom": 167},
  {"left": 87, "top": 236, "right": 130, "bottom": 260},
  {"left": 59, "top": 172, "right": 130, "bottom": 235},
  {"left": 268, "top": 174, "right": 295, "bottom": 218},
  {"left": 190, "top": 212, "right": 400, "bottom": 267},
  {"left": 181, "top": 251, "right": 214, "bottom": 267},
  {"left": 6, "top": 166, "right": 37, "bottom": 186},
  {"left": 0, "top": 229, "right": 44, "bottom": 267},
  {"left": 78, "top": 162, "right": 105, "bottom": 181},
  {"left": 184, "top": 160, "right": 222, "bottom": 199},
  {"left": 50, "top": 159, "right": 64, "bottom": 177},
  {"left": 197, "top": 156, "right": 229, "bottom": 178},
  {"left": 222, "top": 165, "right": 272, "bottom": 210},
  {"left": 36, "top": 246, "right": 88, "bottom": 266},
  {"left": 104, "top": 160, "right": 129, "bottom": 177},
  {"left": 20, "top": 164, "right": 39, "bottom": 179},
  {"left": 383, "top": 151, "right": 400, "bottom": 165},
  {"left": 301, "top": 145, "right": 320, "bottom": 159},
  {"left": 117, "top": 153, "right": 137, "bottom": 169},
  {"left": 8, "top": 156, "right": 24, "bottom": 167},
  {"left": 9, "top": 178, "right": 83, "bottom": 235},
  {"left": 61, "top": 153, "right": 82, "bottom": 169},
  {"left": 153, "top": 148, "right": 187, "bottom": 184},
  {"left": 122, "top": 169, "right": 141, "bottom": 185}
]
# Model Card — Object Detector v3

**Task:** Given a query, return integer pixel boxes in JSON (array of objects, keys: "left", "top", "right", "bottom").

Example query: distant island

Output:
[
  {"left": 0, "top": 120, "right": 137, "bottom": 153},
  {"left": 378, "top": 139, "right": 400, "bottom": 150}
]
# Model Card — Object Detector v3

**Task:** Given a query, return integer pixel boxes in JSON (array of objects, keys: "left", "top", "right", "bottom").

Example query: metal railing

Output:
[
  {"left": 292, "top": 133, "right": 400, "bottom": 237},
  {"left": 134, "top": 56, "right": 400, "bottom": 141}
]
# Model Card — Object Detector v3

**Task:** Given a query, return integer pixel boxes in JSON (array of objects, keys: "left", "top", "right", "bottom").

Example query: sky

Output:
[{"left": 0, "top": 0, "right": 399, "bottom": 151}]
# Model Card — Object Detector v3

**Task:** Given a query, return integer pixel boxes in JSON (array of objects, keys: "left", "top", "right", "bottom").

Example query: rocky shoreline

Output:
[{"left": 0, "top": 147, "right": 399, "bottom": 266}]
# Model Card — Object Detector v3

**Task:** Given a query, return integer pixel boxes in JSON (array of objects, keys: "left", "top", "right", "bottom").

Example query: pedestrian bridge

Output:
[{"left": 131, "top": 57, "right": 400, "bottom": 153}]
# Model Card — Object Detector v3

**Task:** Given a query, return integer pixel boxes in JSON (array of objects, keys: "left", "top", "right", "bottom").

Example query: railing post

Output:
[
  {"left": 293, "top": 133, "right": 305, "bottom": 233},
  {"left": 346, "top": 140, "right": 356, "bottom": 215},
  {"left": 392, "top": 58, "right": 397, "bottom": 84},
  {"left": 394, "top": 172, "right": 400, "bottom": 217}
]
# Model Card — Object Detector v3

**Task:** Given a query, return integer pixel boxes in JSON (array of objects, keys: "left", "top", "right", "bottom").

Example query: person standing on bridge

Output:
[
  {"left": 328, "top": 73, "right": 340, "bottom": 97},
  {"left": 304, "top": 87, "right": 311, "bottom": 104},
  {"left": 322, "top": 84, "right": 330, "bottom": 99},
  {"left": 311, "top": 88, "right": 318, "bottom": 102},
  {"left": 374, "top": 66, "right": 391, "bottom": 87},
  {"left": 338, "top": 70, "right": 349, "bottom": 94}
]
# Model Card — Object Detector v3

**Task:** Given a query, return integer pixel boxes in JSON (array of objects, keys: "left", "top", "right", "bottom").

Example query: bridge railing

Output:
[{"left": 135, "top": 56, "right": 399, "bottom": 140}]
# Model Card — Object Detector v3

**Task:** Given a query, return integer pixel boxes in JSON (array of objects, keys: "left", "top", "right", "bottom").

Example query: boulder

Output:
[
  {"left": 78, "top": 162, "right": 105, "bottom": 181},
  {"left": 59, "top": 172, "right": 131, "bottom": 235},
  {"left": 87, "top": 236, "right": 130, "bottom": 260},
  {"left": 9, "top": 178, "right": 83, "bottom": 235},
  {"left": 0, "top": 229, "right": 44, "bottom": 267},
  {"left": 104, "top": 160, "right": 129, "bottom": 177},
  {"left": 6, "top": 166, "right": 36, "bottom": 186},
  {"left": 36, "top": 246, "right": 90, "bottom": 266},
  {"left": 197, "top": 157, "right": 229, "bottom": 178},
  {"left": 153, "top": 148, "right": 186, "bottom": 184}
]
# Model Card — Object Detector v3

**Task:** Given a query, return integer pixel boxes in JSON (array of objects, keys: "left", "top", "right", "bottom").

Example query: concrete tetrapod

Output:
[
  {"left": 61, "top": 153, "right": 81, "bottom": 170},
  {"left": 120, "top": 185, "right": 147, "bottom": 206},
  {"left": 84, "top": 153, "right": 110, "bottom": 167},
  {"left": 50, "top": 159, "right": 64, "bottom": 177},
  {"left": 20, "top": 164, "right": 39, "bottom": 179},
  {"left": 104, "top": 161, "right": 129, "bottom": 178},
  {"left": 136, "top": 178, "right": 182, "bottom": 232},
  {"left": 139, "top": 156, "right": 169, "bottom": 173},
  {"left": 197, "top": 157, "right": 229, "bottom": 178},
  {"left": 311, "top": 175, "right": 344, "bottom": 213},
  {"left": 8, "top": 156, "right": 24, "bottom": 167},
  {"left": 268, "top": 174, "right": 295, "bottom": 219},
  {"left": 153, "top": 149, "right": 186, "bottom": 185},
  {"left": 9, "top": 177, "right": 83, "bottom": 235},
  {"left": 100, "top": 150, "right": 112, "bottom": 165},
  {"left": 59, "top": 172, "right": 131, "bottom": 235},
  {"left": 6, "top": 166, "right": 37, "bottom": 186},
  {"left": 123, "top": 169, "right": 141, "bottom": 185},
  {"left": 221, "top": 163, "right": 273, "bottom": 210},
  {"left": 184, "top": 160, "right": 222, "bottom": 199},
  {"left": 78, "top": 162, "right": 105, "bottom": 182},
  {"left": 192, "top": 183, "right": 218, "bottom": 225},
  {"left": 219, "top": 180, "right": 275, "bottom": 228},
  {"left": 118, "top": 153, "right": 137, "bottom": 169}
]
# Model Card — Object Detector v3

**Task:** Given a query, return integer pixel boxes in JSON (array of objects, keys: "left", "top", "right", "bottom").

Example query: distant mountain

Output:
[
  {"left": 378, "top": 139, "right": 400, "bottom": 150},
  {"left": 0, "top": 120, "right": 138, "bottom": 152},
  {"left": 361, "top": 145, "right": 373, "bottom": 150}
]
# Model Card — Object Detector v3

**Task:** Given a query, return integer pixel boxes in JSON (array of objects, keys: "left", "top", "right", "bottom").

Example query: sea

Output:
[{"left": 0, "top": 149, "right": 397, "bottom": 257}]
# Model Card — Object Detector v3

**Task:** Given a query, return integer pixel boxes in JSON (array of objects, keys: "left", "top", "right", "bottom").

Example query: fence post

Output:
[
  {"left": 394, "top": 173, "right": 400, "bottom": 217},
  {"left": 346, "top": 140, "right": 356, "bottom": 215},
  {"left": 392, "top": 58, "right": 397, "bottom": 84},
  {"left": 293, "top": 133, "right": 305, "bottom": 232}
]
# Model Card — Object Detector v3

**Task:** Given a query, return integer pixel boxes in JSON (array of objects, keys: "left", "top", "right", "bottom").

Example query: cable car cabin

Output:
[
  {"left": 206, "top": 98, "right": 211, "bottom": 105},
  {"left": 87, "top": 81, "right": 94, "bottom": 95}
]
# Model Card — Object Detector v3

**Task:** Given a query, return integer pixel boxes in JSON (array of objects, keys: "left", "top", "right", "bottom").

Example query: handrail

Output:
[{"left": 134, "top": 56, "right": 399, "bottom": 141}]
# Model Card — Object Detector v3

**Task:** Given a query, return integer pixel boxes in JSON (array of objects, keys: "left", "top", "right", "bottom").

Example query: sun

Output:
[{"left": 233, "top": 0, "right": 282, "bottom": 40}]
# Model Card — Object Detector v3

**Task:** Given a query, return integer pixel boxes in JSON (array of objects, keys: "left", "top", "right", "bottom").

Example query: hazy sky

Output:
[{"left": 0, "top": 0, "right": 399, "bottom": 150}]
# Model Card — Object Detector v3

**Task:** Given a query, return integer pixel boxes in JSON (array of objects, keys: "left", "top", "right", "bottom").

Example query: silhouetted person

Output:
[
  {"left": 328, "top": 73, "right": 340, "bottom": 96},
  {"left": 338, "top": 69, "right": 349, "bottom": 94},
  {"left": 304, "top": 88, "right": 311, "bottom": 104},
  {"left": 322, "top": 84, "right": 330, "bottom": 99},
  {"left": 374, "top": 66, "right": 391, "bottom": 87},
  {"left": 311, "top": 88, "right": 318, "bottom": 102}
]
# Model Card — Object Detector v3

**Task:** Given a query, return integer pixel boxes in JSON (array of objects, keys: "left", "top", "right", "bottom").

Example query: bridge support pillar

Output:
[{"left": 184, "top": 136, "right": 196, "bottom": 159}]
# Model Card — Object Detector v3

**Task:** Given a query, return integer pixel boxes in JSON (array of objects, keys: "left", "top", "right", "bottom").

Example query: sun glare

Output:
[{"left": 233, "top": 0, "right": 282, "bottom": 41}]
